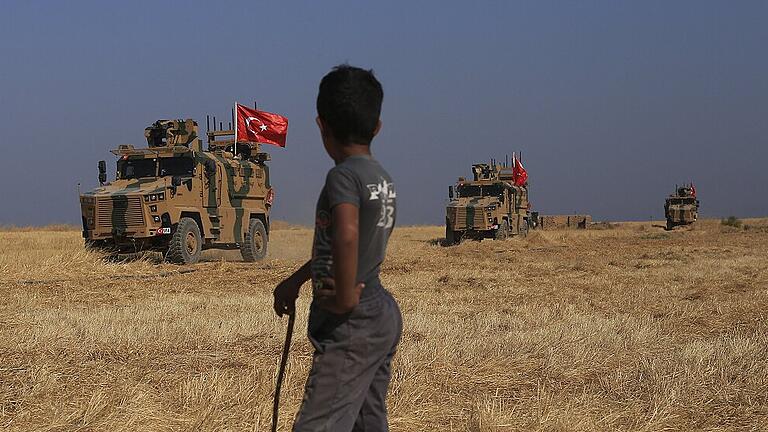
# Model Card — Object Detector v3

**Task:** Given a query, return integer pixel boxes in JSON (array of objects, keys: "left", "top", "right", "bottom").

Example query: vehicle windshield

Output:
[
  {"left": 669, "top": 198, "right": 696, "bottom": 205},
  {"left": 159, "top": 156, "right": 195, "bottom": 177},
  {"left": 457, "top": 184, "right": 504, "bottom": 198},
  {"left": 117, "top": 158, "right": 156, "bottom": 179}
]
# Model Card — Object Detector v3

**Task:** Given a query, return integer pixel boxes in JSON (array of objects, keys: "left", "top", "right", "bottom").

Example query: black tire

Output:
[
  {"left": 519, "top": 218, "right": 529, "bottom": 238},
  {"left": 166, "top": 217, "right": 202, "bottom": 264},
  {"left": 666, "top": 220, "right": 674, "bottom": 231},
  {"left": 495, "top": 219, "right": 509, "bottom": 240},
  {"left": 445, "top": 219, "right": 462, "bottom": 246},
  {"left": 241, "top": 218, "right": 268, "bottom": 262}
]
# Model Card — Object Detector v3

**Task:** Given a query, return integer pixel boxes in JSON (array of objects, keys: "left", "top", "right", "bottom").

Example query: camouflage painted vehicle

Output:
[
  {"left": 664, "top": 184, "right": 699, "bottom": 230},
  {"left": 445, "top": 163, "right": 530, "bottom": 245},
  {"left": 80, "top": 119, "right": 274, "bottom": 264}
]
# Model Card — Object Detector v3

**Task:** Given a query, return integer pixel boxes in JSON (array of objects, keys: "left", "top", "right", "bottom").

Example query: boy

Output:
[{"left": 273, "top": 65, "right": 402, "bottom": 432}]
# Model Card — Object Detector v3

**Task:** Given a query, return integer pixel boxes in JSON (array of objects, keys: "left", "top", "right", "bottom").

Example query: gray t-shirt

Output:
[{"left": 311, "top": 154, "right": 396, "bottom": 300}]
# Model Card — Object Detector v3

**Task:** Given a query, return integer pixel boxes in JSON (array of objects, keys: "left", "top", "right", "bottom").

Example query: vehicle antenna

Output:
[
  {"left": 213, "top": 116, "right": 217, "bottom": 131},
  {"left": 219, "top": 121, "right": 223, "bottom": 130},
  {"left": 206, "top": 115, "right": 210, "bottom": 132}
]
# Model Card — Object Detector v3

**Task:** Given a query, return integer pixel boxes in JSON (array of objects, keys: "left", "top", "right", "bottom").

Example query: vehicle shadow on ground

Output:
[
  {"left": 427, "top": 238, "right": 448, "bottom": 247},
  {"left": 104, "top": 251, "right": 164, "bottom": 264},
  {"left": 427, "top": 237, "right": 482, "bottom": 247}
]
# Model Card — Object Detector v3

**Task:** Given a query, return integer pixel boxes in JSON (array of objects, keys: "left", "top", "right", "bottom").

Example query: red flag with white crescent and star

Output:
[
  {"left": 235, "top": 103, "right": 288, "bottom": 147},
  {"left": 512, "top": 155, "right": 528, "bottom": 186}
]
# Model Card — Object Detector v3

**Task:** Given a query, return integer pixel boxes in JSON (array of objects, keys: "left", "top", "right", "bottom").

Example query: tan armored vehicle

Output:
[
  {"left": 79, "top": 119, "right": 274, "bottom": 264},
  {"left": 664, "top": 184, "right": 699, "bottom": 230},
  {"left": 445, "top": 163, "right": 530, "bottom": 245}
]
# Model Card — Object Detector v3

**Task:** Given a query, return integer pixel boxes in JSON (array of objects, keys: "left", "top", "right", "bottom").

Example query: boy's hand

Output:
[
  {"left": 273, "top": 260, "right": 312, "bottom": 317},
  {"left": 273, "top": 277, "right": 301, "bottom": 317}
]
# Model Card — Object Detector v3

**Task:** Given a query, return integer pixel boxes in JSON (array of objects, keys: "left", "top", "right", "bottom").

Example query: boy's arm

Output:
[
  {"left": 317, "top": 203, "right": 363, "bottom": 314},
  {"left": 273, "top": 259, "right": 311, "bottom": 317}
]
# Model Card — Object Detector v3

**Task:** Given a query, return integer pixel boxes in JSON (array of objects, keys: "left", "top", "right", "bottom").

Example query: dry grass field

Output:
[{"left": 1, "top": 219, "right": 767, "bottom": 431}]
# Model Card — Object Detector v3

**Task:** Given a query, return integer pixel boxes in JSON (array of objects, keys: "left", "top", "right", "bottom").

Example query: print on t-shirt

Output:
[{"left": 367, "top": 178, "right": 396, "bottom": 229}]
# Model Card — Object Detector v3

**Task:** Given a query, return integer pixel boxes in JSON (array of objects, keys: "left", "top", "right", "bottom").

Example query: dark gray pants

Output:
[{"left": 293, "top": 290, "right": 402, "bottom": 432}]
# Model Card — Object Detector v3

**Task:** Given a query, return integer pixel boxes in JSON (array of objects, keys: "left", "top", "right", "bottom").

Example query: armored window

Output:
[
  {"left": 159, "top": 157, "right": 195, "bottom": 177},
  {"left": 458, "top": 184, "right": 504, "bottom": 198},
  {"left": 482, "top": 185, "right": 504, "bottom": 198},
  {"left": 117, "top": 158, "right": 156, "bottom": 179},
  {"left": 457, "top": 185, "right": 481, "bottom": 197}
]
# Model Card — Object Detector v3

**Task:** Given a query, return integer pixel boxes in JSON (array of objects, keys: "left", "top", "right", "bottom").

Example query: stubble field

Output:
[{"left": 1, "top": 219, "right": 767, "bottom": 431}]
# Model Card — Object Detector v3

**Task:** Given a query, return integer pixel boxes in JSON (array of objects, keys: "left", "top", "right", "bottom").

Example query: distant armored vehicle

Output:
[
  {"left": 445, "top": 162, "right": 530, "bottom": 245},
  {"left": 80, "top": 119, "right": 274, "bottom": 264},
  {"left": 664, "top": 184, "right": 699, "bottom": 230}
]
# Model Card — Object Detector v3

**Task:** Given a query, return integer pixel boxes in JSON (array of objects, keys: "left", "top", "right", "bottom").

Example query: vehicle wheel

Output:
[
  {"left": 519, "top": 218, "right": 529, "bottom": 238},
  {"left": 445, "top": 219, "right": 462, "bottom": 245},
  {"left": 495, "top": 219, "right": 509, "bottom": 240},
  {"left": 666, "top": 220, "right": 674, "bottom": 231},
  {"left": 166, "top": 217, "right": 202, "bottom": 264},
  {"left": 241, "top": 218, "right": 267, "bottom": 262}
]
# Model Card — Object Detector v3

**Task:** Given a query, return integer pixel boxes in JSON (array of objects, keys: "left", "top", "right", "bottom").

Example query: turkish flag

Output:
[
  {"left": 512, "top": 156, "right": 528, "bottom": 186},
  {"left": 235, "top": 103, "right": 288, "bottom": 147}
]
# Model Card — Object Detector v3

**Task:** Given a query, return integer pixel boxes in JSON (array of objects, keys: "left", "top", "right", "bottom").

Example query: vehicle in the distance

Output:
[
  {"left": 445, "top": 162, "right": 530, "bottom": 245},
  {"left": 664, "top": 184, "right": 699, "bottom": 230}
]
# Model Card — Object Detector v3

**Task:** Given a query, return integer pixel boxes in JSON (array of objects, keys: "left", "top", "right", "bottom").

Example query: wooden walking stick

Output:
[{"left": 272, "top": 312, "right": 296, "bottom": 432}]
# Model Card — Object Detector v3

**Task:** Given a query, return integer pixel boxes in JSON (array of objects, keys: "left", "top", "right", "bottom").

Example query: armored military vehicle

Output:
[
  {"left": 445, "top": 163, "right": 530, "bottom": 245},
  {"left": 664, "top": 184, "right": 699, "bottom": 230},
  {"left": 80, "top": 119, "right": 274, "bottom": 264}
]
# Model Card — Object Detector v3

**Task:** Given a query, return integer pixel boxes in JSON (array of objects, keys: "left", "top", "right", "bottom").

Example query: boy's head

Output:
[{"left": 316, "top": 65, "right": 383, "bottom": 151}]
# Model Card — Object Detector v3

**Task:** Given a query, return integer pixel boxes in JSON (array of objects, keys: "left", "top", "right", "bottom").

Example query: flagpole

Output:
[{"left": 233, "top": 102, "right": 238, "bottom": 157}]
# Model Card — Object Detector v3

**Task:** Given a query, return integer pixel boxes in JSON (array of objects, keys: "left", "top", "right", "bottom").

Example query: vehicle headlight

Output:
[
  {"left": 150, "top": 194, "right": 157, "bottom": 201},
  {"left": 158, "top": 192, "right": 165, "bottom": 200},
  {"left": 144, "top": 195, "right": 150, "bottom": 202}
]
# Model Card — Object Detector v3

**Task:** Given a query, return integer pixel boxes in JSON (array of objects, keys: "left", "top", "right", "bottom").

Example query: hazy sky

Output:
[{"left": 1, "top": 1, "right": 766, "bottom": 226}]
